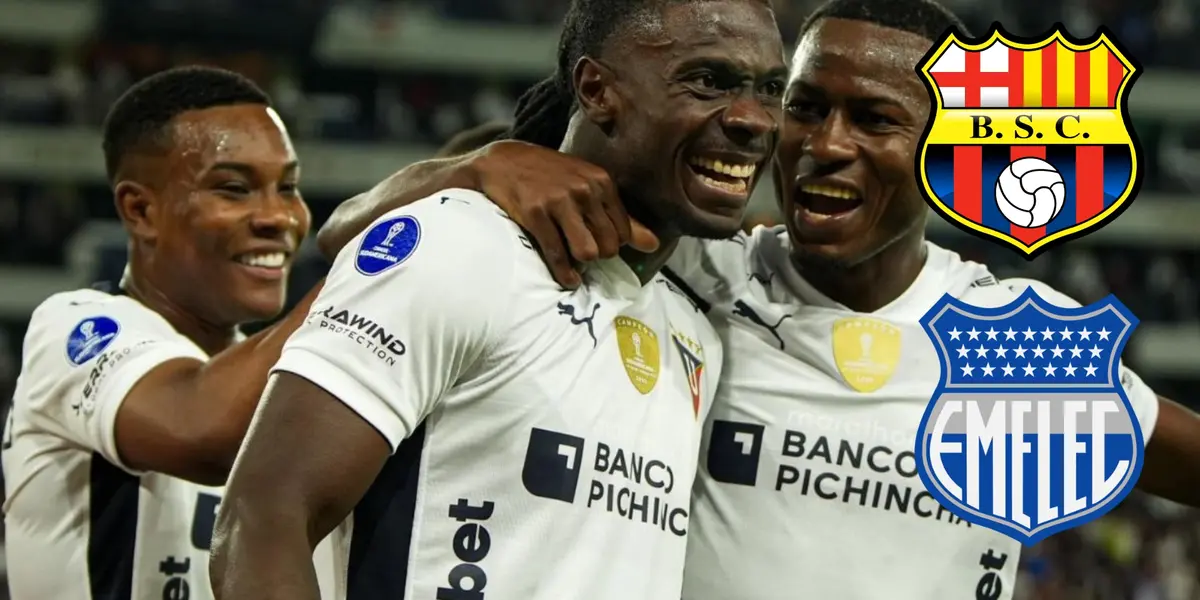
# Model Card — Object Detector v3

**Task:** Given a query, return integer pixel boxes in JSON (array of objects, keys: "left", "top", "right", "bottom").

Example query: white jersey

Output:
[
  {"left": 3, "top": 287, "right": 338, "bottom": 600},
  {"left": 272, "top": 189, "right": 722, "bottom": 600},
  {"left": 667, "top": 228, "right": 1160, "bottom": 600}
]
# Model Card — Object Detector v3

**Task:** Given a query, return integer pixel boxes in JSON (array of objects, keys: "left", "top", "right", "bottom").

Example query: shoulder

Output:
[
  {"left": 997, "top": 277, "right": 1081, "bottom": 308},
  {"left": 958, "top": 274, "right": 1083, "bottom": 310},
  {"left": 336, "top": 188, "right": 530, "bottom": 282},
  {"left": 26, "top": 289, "right": 179, "bottom": 364}
]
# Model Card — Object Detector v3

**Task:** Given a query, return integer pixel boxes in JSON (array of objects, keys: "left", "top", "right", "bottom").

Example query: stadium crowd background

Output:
[{"left": 0, "top": 0, "right": 1197, "bottom": 598}]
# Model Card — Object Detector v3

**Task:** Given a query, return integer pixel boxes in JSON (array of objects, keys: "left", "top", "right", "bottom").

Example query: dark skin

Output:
[
  {"left": 776, "top": 19, "right": 929, "bottom": 313},
  {"left": 109, "top": 103, "right": 321, "bottom": 485},
  {"left": 315, "top": 20, "right": 1200, "bottom": 513},
  {"left": 210, "top": 3, "right": 785, "bottom": 598}
]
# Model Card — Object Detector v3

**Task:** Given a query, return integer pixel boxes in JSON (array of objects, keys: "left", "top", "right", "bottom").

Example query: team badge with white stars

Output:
[
  {"left": 944, "top": 321, "right": 1113, "bottom": 380},
  {"left": 913, "top": 286, "right": 1146, "bottom": 545}
]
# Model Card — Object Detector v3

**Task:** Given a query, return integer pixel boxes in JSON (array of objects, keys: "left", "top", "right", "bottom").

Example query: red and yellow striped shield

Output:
[{"left": 915, "top": 25, "right": 1142, "bottom": 257}]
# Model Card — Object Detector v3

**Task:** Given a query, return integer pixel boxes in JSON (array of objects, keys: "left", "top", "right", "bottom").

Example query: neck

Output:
[
  {"left": 123, "top": 261, "right": 240, "bottom": 356},
  {"left": 560, "top": 123, "right": 680, "bottom": 285},
  {"left": 619, "top": 237, "right": 681, "bottom": 285},
  {"left": 793, "top": 229, "right": 927, "bottom": 313}
]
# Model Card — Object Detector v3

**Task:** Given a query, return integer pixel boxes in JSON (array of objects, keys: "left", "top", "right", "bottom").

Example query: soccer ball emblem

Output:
[{"left": 994, "top": 157, "right": 1065, "bottom": 228}]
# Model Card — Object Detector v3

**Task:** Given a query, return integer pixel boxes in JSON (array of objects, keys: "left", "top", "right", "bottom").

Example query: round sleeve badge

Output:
[
  {"left": 355, "top": 215, "right": 422, "bottom": 276},
  {"left": 65, "top": 316, "right": 121, "bottom": 366}
]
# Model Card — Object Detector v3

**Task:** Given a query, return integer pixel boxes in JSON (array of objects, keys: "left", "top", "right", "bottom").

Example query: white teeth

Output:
[
  {"left": 689, "top": 157, "right": 757, "bottom": 179},
  {"left": 799, "top": 184, "right": 860, "bottom": 200},
  {"left": 239, "top": 252, "right": 287, "bottom": 268},
  {"left": 697, "top": 174, "right": 748, "bottom": 194}
]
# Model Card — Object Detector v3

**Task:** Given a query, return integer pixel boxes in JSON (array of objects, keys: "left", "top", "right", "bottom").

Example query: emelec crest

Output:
[{"left": 915, "top": 24, "right": 1143, "bottom": 258}]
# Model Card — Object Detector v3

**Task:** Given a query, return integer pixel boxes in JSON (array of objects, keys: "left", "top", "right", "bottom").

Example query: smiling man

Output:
[
  {"left": 210, "top": 0, "right": 787, "bottom": 598},
  {"left": 2, "top": 66, "right": 338, "bottom": 600}
]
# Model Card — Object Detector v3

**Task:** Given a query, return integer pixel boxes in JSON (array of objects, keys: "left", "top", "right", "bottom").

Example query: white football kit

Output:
[
  {"left": 271, "top": 189, "right": 723, "bottom": 600},
  {"left": 665, "top": 227, "right": 1159, "bottom": 600},
  {"left": 3, "top": 286, "right": 337, "bottom": 600}
]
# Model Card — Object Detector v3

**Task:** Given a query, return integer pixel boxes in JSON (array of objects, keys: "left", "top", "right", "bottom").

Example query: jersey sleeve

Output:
[
  {"left": 19, "top": 292, "right": 207, "bottom": 473},
  {"left": 1003, "top": 278, "right": 1160, "bottom": 440},
  {"left": 271, "top": 190, "right": 519, "bottom": 451}
]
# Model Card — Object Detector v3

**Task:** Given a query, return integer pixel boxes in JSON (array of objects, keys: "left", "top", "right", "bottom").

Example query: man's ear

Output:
[
  {"left": 572, "top": 56, "right": 621, "bottom": 127},
  {"left": 113, "top": 180, "right": 160, "bottom": 245}
]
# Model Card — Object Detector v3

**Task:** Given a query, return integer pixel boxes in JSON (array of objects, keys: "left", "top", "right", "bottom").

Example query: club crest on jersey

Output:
[
  {"left": 65, "top": 316, "right": 120, "bottom": 366},
  {"left": 915, "top": 286, "right": 1144, "bottom": 545},
  {"left": 916, "top": 24, "right": 1143, "bottom": 259},
  {"left": 615, "top": 316, "right": 659, "bottom": 394},
  {"left": 355, "top": 215, "right": 421, "bottom": 276},
  {"left": 833, "top": 317, "right": 902, "bottom": 393},
  {"left": 671, "top": 331, "right": 705, "bottom": 418}
]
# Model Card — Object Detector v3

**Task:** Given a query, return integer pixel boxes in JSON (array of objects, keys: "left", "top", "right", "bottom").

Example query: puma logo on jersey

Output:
[
  {"left": 557, "top": 301, "right": 601, "bottom": 347},
  {"left": 732, "top": 300, "right": 790, "bottom": 350}
]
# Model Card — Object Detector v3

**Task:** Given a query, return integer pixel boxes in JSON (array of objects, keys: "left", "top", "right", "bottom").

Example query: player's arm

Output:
[
  {"left": 212, "top": 192, "right": 516, "bottom": 599},
  {"left": 316, "top": 139, "right": 656, "bottom": 287},
  {"left": 210, "top": 372, "right": 388, "bottom": 600},
  {"left": 22, "top": 281, "right": 323, "bottom": 486},
  {"left": 114, "top": 283, "right": 323, "bottom": 484},
  {"left": 1136, "top": 396, "right": 1200, "bottom": 505}
]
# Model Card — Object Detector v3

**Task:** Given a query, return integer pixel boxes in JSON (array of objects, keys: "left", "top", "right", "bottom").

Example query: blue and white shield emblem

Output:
[{"left": 915, "top": 286, "right": 1144, "bottom": 545}]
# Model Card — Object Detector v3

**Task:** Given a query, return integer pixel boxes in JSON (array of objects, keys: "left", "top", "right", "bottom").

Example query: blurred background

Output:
[{"left": 0, "top": 0, "right": 1197, "bottom": 598}]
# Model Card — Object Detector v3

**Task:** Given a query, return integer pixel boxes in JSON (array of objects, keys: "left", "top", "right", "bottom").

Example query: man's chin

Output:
[
  {"left": 789, "top": 242, "right": 863, "bottom": 272},
  {"left": 677, "top": 207, "right": 747, "bottom": 240},
  {"left": 233, "top": 293, "right": 288, "bottom": 325}
]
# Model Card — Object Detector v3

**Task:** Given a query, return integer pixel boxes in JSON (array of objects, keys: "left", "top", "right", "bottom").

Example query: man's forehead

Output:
[
  {"left": 170, "top": 105, "right": 295, "bottom": 162},
  {"left": 626, "top": 1, "right": 775, "bottom": 49},
  {"left": 789, "top": 18, "right": 932, "bottom": 84}
]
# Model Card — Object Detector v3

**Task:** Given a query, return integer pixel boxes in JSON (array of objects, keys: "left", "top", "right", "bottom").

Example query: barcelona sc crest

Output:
[{"left": 915, "top": 24, "right": 1143, "bottom": 258}]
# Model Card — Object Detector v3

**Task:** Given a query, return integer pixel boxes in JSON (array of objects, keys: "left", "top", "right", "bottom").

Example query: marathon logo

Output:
[
  {"left": 521, "top": 428, "right": 689, "bottom": 537},
  {"left": 312, "top": 305, "right": 406, "bottom": 365},
  {"left": 706, "top": 420, "right": 971, "bottom": 527}
]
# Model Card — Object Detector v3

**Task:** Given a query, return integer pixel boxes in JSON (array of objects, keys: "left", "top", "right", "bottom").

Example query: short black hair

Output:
[
  {"left": 508, "top": 0, "right": 771, "bottom": 150},
  {"left": 101, "top": 65, "right": 271, "bottom": 183},
  {"left": 798, "top": 0, "right": 969, "bottom": 42},
  {"left": 435, "top": 121, "right": 512, "bottom": 158}
]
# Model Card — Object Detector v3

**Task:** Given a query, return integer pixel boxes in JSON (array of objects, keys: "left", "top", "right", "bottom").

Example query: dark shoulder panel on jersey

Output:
[{"left": 346, "top": 424, "right": 427, "bottom": 599}]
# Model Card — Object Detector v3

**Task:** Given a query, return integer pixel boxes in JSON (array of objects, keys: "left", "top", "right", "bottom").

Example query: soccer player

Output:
[
  {"left": 313, "top": 1, "right": 1200, "bottom": 599},
  {"left": 208, "top": 0, "right": 787, "bottom": 598},
  {"left": 3, "top": 66, "right": 337, "bottom": 600}
]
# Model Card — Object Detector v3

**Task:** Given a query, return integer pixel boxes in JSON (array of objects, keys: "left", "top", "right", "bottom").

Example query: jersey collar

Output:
[
  {"left": 764, "top": 234, "right": 957, "bottom": 318},
  {"left": 582, "top": 257, "right": 644, "bottom": 300}
]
